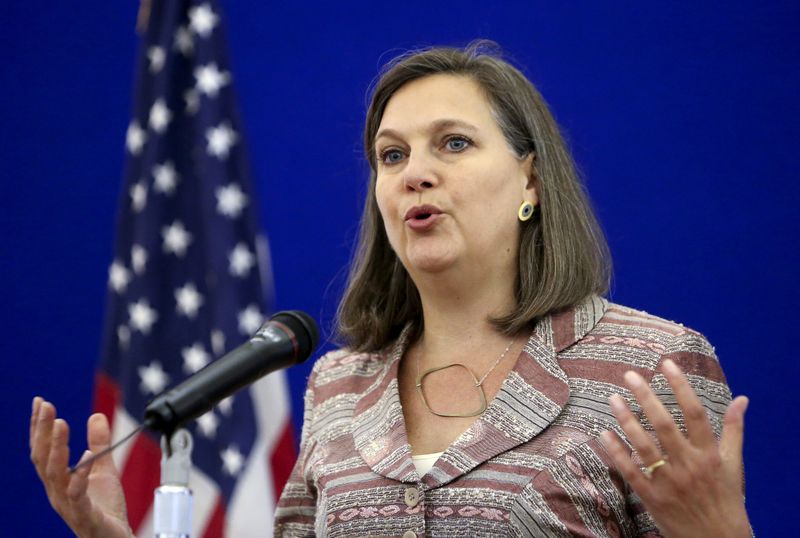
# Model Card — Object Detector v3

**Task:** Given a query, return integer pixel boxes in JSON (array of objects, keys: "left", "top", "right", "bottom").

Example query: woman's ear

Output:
[{"left": 520, "top": 152, "right": 539, "bottom": 204}]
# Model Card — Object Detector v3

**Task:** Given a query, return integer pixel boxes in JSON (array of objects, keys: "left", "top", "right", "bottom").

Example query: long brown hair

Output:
[{"left": 336, "top": 41, "right": 611, "bottom": 351}]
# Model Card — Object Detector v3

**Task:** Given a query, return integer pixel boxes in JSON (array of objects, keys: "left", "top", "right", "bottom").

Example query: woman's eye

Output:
[
  {"left": 444, "top": 136, "right": 471, "bottom": 152},
  {"left": 380, "top": 149, "right": 405, "bottom": 165}
]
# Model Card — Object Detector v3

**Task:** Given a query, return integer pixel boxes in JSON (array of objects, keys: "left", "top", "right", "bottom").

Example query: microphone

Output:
[{"left": 144, "top": 310, "right": 319, "bottom": 434}]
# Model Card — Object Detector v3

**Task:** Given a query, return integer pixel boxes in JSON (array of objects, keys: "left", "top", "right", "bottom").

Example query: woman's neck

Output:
[{"left": 412, "top": 269, "right": 518, "bottom": 359}]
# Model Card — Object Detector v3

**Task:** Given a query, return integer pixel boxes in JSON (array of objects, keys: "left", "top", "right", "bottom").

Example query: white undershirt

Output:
[{"left": 411, "top": 451, "right": 444, "bottom": 476}]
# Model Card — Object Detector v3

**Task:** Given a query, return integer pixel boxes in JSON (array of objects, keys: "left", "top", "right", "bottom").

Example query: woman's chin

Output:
[{"left": 404, "top": 248, "right": 459, "bottom": 275}]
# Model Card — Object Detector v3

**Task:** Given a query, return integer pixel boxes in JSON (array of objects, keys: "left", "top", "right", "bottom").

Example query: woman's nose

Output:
[
  {"left": 404, "top": 176, "right": 435, "bottom": 192},
  {"left": 402, "top": 152, "right": 438, "bottom": 192}
]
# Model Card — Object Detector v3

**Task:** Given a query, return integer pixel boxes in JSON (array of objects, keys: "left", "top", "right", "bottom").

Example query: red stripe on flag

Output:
[
  {"left": 269, "top": 420, "right": 296, "bottom": 498},
  {"left": 92, "top": 371, "right": 121, "bottom": 429},
  {"left": 200, "top": 497, "right": 225, "bottom": 538},
  {"left": 120, "top": 430, "right": 161, "bottom": 533}
]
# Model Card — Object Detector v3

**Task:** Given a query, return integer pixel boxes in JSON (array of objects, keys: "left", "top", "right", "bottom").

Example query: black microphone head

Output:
[{"left": 269, "top": 310, "right": 319, "bottom": 362}]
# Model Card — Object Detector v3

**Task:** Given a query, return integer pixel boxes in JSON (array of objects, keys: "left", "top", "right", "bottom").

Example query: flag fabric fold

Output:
[{"left": 94, "top": 1, "right": 294, "bottom": 536}]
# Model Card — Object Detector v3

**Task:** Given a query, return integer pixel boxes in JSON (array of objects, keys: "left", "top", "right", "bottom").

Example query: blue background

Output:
[{"left": 2, "top": 1, "right": 797, "bottom": 536}]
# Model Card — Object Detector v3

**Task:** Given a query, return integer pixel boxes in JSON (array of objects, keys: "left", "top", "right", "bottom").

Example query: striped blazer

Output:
[{"left": 274, "top": 296, "right": 732, "bottom": 537}]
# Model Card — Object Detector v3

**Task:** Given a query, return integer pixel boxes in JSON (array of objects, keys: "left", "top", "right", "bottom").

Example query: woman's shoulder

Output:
[
  {"left": 306, "top": 346, "right": 390, "bottom": 393},
  {"left": 551, "top": 296, "right": 715, "bottom": 358},
  {"left": 596, "top": 302, "right": 703, "bottom": 338},
  {"left": 590, "top": 301, "right": 731, "bottom": 426},
  {"left": 595, "top": 301, "right": 714, "bottom": 347},
  {"left": 556, "top": 298, "right": 728, "bottom": 401}
]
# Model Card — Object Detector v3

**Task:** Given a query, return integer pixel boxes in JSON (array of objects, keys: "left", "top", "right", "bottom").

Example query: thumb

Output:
[
  {"left": 719, "top": 395, "right": 748, "bottom": 482},
  {"left": 86, "top": 413, "right": 118, "bottom": 473}
]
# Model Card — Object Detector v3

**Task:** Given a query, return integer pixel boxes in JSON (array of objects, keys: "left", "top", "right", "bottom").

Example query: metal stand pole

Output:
[{"left": 154, "top": 429, "right": 194, "bottom": 538}]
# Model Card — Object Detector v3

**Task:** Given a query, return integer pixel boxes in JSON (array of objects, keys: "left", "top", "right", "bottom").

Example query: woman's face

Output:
[{"left": 374, "top": 74, "right": 537, "bottom": 282}]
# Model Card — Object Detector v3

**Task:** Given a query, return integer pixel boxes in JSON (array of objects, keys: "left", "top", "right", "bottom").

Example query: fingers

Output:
[
  {"left": 31, "top": 400, "right": 79, "bottom": 522},
  {"left": 30, "top": 400, "right": 128, "bottom": 538},
  {"left": 720, "top": 396, "right": 748, "bottom": 479},
  {"left": 66, "top": 450, "right": 94, "bottom": 512},
  {"left": 45, "top": 419, "right": 72, "bottom": 500},
  {"left": 30, "top": 396, "right": 42, "bottom": 450},
  {"left": 622, "top": 370, "right": 688, "bottom": 458},
  {"left": 661, "top": 359, "right": 716, "bottom": 449},
  {"left": 605, "top": 363, "right": 752, "bottom": 537},
  {"left": 601, "top": 430, "right": 654, "bottom": 496},
  {"left": 31, "top": 400, "right": 56, "bottom": 479},
  {"left": 609, "top": 394, "right": 663, "bottom": 466},
  {"left": 66, "top": 449, "right": 96, "bottom": 536}
]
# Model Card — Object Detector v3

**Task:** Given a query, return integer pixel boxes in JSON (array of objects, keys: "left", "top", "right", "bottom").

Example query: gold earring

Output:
[{"left": 518, "top": 201, "right": 535, "bottom": 222}]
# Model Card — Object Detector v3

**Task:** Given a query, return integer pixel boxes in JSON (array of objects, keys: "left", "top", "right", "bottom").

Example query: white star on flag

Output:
[
  {"left": 194, "top": 63, "right": 230, "bottom": 97},
  {"left": 130, "top": 180, "right": 148, "bottom": 212},
  {"left": 138, "top": 361, "right": 170, "bottom": 395},
  {"left": 153, "top": 161, "right": 179, "bottom": 195},
  {"left": 215, "top": 183, "right": 248, "bottom": 218},
  {"left": 162, "top": 220, "right": 193, "bottom": 257},
  {"left": 109, "top": 260, "right": 132, "bottom": 293},
  {"left": 147, "top": 46, "right": 166, "bottom": 74},
  {"left": 149, "top": 98, "right": 172, "bottom": 133},
  {"left": 117, "top": 324, "right": 131, "bottom": 351},
  {"left": 182, "top": 342, "right": 211, "bottom": 373},
  {"left": 173, "top": 25, "right": 194, "bottom": 56},
  {"left": 237, "top": 304, "right": 263, "bottom": 335},
  {"left": 184, "top": 88, "right": 200, "bottom": 115},
  {"left": 175, "top": 282, "right": 205, "bottom": 319},
  {"left": 131, "top": 244, "right": 148, "bottom": 274},
  {"left": 217, "top": 396, "right": 234, "bottom": 415},
  {"left": 221, "top": 445, "right": 245, "bottom": 476},
  {"left": 196, "top": 411, "right": 219, "bottom": 438},
  {"left": 210, "top": 329, "right": 226, "bottom": 356},
  {"left": 228, "top": 242, "right": 255, "bottom": 277},
  {"left": 129, "top": 299, "right": 158, "bottom": 334},
  {"left": 126, "top": 121, "right": 147, "bottom": 155},
  {"left": 189, "top": 3, "right": 219, "bottom": 38},
  {"left": 206, "top": 123, "right": 238, "bottom": 159}
]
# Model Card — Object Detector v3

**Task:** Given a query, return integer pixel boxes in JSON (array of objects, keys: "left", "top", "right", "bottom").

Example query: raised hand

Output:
[
  {"left": 30, "top": 397, "right": 133, "bottom": 538},
  {"left": 601, "top": 359, "right": 751, "bottom": 538}
]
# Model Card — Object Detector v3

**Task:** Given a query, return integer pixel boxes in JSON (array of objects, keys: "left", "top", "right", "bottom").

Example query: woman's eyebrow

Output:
[
  {"left": 375, "top": 118, "right": 479, "bottom": 143},
  {"left": 430, "top": 118, "right": 479, "bottom": 133}
]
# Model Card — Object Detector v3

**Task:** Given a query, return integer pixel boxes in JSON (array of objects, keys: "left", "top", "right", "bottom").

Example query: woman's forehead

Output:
[{"left": 377, "top": 74, "right": 496, "bottom": 137}]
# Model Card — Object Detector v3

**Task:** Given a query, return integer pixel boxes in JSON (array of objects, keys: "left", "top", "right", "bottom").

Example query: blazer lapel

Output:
[
  {"left": 423, "top": 295, "right": 609, "bottom": 489},
  {"left": 351, "top": 326, "right": 419, "bottom": 483}
]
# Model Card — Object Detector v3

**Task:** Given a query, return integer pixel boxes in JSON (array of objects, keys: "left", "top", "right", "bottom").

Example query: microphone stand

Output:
[{"left": 154, "top": 429, "right": 194, "bottom": 538}]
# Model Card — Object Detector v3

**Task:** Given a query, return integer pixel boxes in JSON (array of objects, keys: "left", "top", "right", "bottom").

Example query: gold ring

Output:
[{"left": 643, "top": 458, "right": 667, "bottom": 478}]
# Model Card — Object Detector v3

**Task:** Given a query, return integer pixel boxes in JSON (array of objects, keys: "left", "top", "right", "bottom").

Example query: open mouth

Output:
[
  {"left": 405, "top": 206, "right": 442, "bottom": 230},
  {"left": 405, "top": 205, "right": 442, "bottom": 222}
]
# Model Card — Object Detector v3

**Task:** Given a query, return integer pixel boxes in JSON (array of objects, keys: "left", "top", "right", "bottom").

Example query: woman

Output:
[{"left": 30, "top": 42, "right": 751, "bottom": 537}]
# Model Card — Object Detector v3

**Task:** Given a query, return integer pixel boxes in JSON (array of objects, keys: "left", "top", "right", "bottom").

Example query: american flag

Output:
[{"left": 93, "top": 1, "right": 295, "bottom": 536}]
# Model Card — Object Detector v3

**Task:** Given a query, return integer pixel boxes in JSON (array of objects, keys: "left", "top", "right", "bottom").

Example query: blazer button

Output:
[
  {"left": 404, "top": 486, "right": 420, "bottom": 507},
  {"left": 402, "top": 532, "right": 417, "bottom": 538}
]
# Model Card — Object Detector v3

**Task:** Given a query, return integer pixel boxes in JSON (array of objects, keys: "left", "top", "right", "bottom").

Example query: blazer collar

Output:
[{"left": 351, "top": 295, "right": 609, "bottom": 487}]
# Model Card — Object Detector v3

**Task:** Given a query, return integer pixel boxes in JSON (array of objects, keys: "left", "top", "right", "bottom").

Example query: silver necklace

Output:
[{"left": 414, "top": 339, "right": 516, "bottom": 418}]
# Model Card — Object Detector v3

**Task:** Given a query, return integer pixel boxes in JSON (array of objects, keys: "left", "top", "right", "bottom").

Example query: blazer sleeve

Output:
[
  {"left": 629, "top": 329, "right": 733, "bottom": 536},
  {"left": 273, "top": 360, "right": 321, "bottom": 537}
]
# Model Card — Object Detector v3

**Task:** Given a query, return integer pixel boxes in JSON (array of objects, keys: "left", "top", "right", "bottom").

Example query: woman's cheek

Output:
[{"left": 375, "top": 180, "right": 399, "bottom": 223}]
